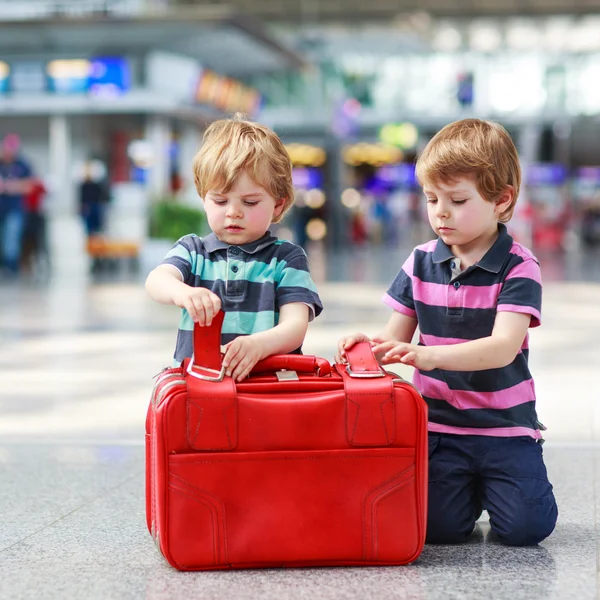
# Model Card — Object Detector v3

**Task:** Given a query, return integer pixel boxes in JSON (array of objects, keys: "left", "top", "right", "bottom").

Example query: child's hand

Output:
[
  {"left": 374, "top": 342, "right": 436, "bottom": 371},
  {"left": 174, "top": 286, "right": 221, "bottom": 326},
  {"left": 222, "top": 337, "right": 266, "bottom": 382},
  {"left": 335, "top": 333, "right": 372, "bottom": 363}
]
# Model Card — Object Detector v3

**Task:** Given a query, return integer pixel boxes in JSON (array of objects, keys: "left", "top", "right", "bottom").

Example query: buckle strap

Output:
[{"left": 187, "top": 375, "right": 237, "bottom": 451}]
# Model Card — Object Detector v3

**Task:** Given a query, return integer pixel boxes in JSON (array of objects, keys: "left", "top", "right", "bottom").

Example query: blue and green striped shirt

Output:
[{"left": 161, "top": 231, "right": 323, "bottom": 363}]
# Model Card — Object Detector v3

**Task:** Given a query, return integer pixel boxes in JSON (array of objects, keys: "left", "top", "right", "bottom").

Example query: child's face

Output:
[
  {"left": 203, "top": 170, "right": 284, "bottom": 245},
  {"left": 423, "top": 174, "right": 505, "bottom": 255}
]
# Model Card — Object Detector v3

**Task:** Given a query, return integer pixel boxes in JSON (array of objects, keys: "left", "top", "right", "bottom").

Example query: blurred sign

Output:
[
  {"left": 292, "top": 167, "right": 324, "bottom": 190},
  {"left": 375, "top": 163, "right": 417, "bottom": 188},
  {"left": 285, "top": 144, "right": 326, "bottom": 167},
  {"left": 10, "top": 60, "right": 46, "bottom": 93},
  {"left": 0, "top": 61, "right": 8, "bottom": 94},
  {"left": 525, "top": 163, "right": 567, "bottom": 186},
  {"left": 331, "top": 98, "right": 361, "bottom": 139},
  {"left": 89, "top": 57, "right": 131, "bottom": 97},
  {"left": 0, "top": 56, "right": 130, "bottom": 97},
  {"left": 378, "top": 122, "right": 418, "bottom": 149},
  {"left": 456, "top": 71, "right": 474, "bottom": 107},
  {"left": 195, "top": 69, "right": 262, "bottom": 115},
  {"left": 575, "top": 166, "right": 600, "bottom": 182},
  {"left": 47, "top": 59, "right": 90, "bottom": 94},
  {"left": 342, "top": 143, "right": 403, "bottom": 166}
]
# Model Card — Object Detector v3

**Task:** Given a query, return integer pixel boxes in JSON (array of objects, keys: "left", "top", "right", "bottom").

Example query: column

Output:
[
  {"left": 48, "top": 114, "right": 72, "bottom": 215},
  {"left": 48, "top": 114, "right": 88, "bottom": 276},
  {"left": 517, "top": 123, "right": 542, "bottom": 164},
  {"left": 178, "top": 123, "right": 203, "bottom": 204},
  {"left": 145, "top": 115, "right": 171, "bottom": 200}
]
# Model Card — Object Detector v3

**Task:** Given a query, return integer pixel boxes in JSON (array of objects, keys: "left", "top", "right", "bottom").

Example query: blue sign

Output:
[
  {"left": 373, "top": 163, "right": 417, "bottom": 189},
  {"left": 292, "top": 167, "right": 323, "bottom": 190},
  {"left": 88, "top": 57, "right": 130, "bottom": 97},
  {"left": 575, "top": 166, "right": 600, "bottom": 183},
  {"left": 525, "top": 163, "right": 567, "bottom": 186}
]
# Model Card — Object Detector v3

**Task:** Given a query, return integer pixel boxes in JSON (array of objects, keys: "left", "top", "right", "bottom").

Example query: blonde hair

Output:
[
  {"left": 415, "top": 118, "right": 521, "bottom": 222},
  {"left": 192, "top": 114, "right": 294, "bottom": 223}
]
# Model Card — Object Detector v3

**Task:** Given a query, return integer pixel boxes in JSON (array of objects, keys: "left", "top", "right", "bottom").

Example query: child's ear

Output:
[
  {"left": 273, "top": 197, "right": 286, "bottom": 219},
  {"left": 495, "top": 186, "right": 514, "bottom": 215}
]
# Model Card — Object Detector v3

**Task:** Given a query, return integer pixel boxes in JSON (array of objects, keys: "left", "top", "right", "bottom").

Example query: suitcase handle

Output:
[
  {"left": 190, "top": 310, "right": 331, "bottom": 378},
  {"left": 344, "top": 343, "right": 385, "bottom": 378},
  {"left": 252, "top": 355, "right": 331, "bottom": 377}
]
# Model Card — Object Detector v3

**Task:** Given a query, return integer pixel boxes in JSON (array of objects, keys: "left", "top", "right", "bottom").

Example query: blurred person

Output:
[
  {"left": 337, "top": 119, "right": 557, "bottom": 547},
  {"left": 78, "top": 162, "right": 108, "bottom": 239},
  {"left": 0, "top": 133, "right": 32, "bottom": 276},
  {"left": 145, "top": 115, "right": 323, "bottom": 380},
  {"left": 350, "top": 206, "right": 368, "bottom": 245},
  {"left": 21, "top": 176, "right": 49, "bottom": 275}
]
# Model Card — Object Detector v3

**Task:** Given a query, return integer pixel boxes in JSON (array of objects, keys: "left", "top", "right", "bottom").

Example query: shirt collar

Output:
[
  {"left": 202, "top": 231, "right": 278, "bottom": 255},
  {"left": 432, "top": 223, "right": 513, "bottom": 273}
]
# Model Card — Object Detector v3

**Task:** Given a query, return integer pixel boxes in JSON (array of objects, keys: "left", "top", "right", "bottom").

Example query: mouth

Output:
[
  {"left": 438, "top": 227, "right": 454, "bottom": 232},
  {"left": 225, "top": 226, "right": 244, "bottom": 232}
]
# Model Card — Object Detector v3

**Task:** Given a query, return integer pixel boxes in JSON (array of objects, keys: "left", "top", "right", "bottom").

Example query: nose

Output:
[
  {"left": 226, "top": 202, "right": 243, "bottom": 218},
  {"left": 436, "top": 201, "right": 449, "bottom": 219}
]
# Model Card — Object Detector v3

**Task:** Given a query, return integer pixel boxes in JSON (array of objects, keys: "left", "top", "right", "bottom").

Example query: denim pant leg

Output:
[
  {"left": 2, "top": 209, "right": 24, "bottom": 272},
  {"left": 480, "top": 437, "right": 558, "bottom": 546},
  {"left": 426, "top": 434, "right": 482, "bottom": 544}
]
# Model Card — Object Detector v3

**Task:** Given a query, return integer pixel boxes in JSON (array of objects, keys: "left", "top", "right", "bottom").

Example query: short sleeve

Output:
[
  {"left": 497, "top": 258, "right": 542, "bottom": 327},
  {"left": 382, "top": 251, "right": 416, "bottom": 318},
  {"left": 161, "top": 235, "right": 202, "bottom": 284},
  {"left": 276, "top": 246, "right": 323, "bottom": 320}
]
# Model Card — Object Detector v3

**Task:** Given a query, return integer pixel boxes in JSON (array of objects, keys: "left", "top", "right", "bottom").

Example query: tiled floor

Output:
[{"left": 1, "top": 243, "right": 599, "bottom": 599}]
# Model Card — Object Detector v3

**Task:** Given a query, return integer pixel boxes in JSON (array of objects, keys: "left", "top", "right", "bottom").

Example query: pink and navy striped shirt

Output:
[{"left": 383, "top": 224, "right": 544, "bottom": 439}]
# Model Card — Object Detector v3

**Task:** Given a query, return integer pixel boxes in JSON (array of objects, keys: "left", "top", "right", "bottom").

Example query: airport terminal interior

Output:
[{"left": 1, "top": 1, "right": 600, "bottom": 599}]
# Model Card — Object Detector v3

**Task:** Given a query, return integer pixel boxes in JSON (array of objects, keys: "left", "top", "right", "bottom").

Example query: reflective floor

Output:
[{"left": 1, "top": 242, "right": 599, "bottom": 599}]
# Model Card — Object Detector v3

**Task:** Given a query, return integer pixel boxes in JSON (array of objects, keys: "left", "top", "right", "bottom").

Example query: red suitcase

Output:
[{"left": 145, "top": 312, "right": 428, "bottom": 571}]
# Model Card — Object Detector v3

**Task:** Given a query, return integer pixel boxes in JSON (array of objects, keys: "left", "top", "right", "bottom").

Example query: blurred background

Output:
[
  {"left": 1, "top": 0, "right": 600, "bottom": 279},
  {"left": 1, "top": 3, "right": 600, "bottom": 598}
]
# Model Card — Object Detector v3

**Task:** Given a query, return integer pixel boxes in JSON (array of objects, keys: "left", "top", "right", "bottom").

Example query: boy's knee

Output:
[
  {"left": 491, "top": 495, "right": 558, "bottom": 546},
  {"left": 426, "top": 513, "right": 476, "bottom": 544}
]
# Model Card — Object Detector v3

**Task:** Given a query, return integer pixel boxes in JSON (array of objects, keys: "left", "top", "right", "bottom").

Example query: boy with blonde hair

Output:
[
  {"left": 146, "top": 115, "right": 322, "bottom": 380},
  {"left": 338, "top": 118, "right": 558, "bottom": 546}
]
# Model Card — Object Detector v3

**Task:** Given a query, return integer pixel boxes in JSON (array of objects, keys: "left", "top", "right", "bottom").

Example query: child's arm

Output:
[
  {"left": 336, "top": 311, "right": 418, "bottom": 363},
  {"left": 145, "top": 264, "right": 221, "bottom": 326},
  {"left": 372, "top": 311, "right": 530, "bottom": 371},
  {"left": 222, "top": 302, "right": 310, "bottom": 381}
]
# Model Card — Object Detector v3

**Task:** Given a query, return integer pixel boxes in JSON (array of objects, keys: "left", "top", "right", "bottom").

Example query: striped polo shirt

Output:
[
  {"left": 162, "top": 231, "right": 323, "bottom": 364},
  {"left": 383, "top": 224, "right": 543, "bottom": 439}
]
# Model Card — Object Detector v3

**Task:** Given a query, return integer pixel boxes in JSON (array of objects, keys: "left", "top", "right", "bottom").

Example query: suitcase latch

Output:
[
  {"left": 345, "top": 364, "right": 385, "bottom": 378},
  {"left": 276, "top": 369, "right": 299, "bottom": 381}
]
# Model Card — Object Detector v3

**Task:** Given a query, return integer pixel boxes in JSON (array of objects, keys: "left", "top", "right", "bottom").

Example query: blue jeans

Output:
[
  {"left": 0, "top": 209, "right": 24, "bottom": 272},
  {"left": 427, "top": 433, "right": 558, "bottom": 546}
]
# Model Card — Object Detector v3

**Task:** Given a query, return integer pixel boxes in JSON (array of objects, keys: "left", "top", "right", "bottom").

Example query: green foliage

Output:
[{"left": 149, "top": 199, "right": 207, "bottom": 242}]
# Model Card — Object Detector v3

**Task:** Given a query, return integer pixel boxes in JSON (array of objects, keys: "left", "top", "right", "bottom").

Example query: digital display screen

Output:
[
  {"left": 575, "top": 166, "right": 600, "bottom": 183},
  {"left": 47, "top": 59, "right": 90, "bottom": 94},
  {"left": 525, "top": 163, "right": 567, "bottom": 186},
  {"left": 292, "top": 167, "right": 323, "bottom": 190},
  {"left": 371, "top": 163, "right": 417, "bottom": 190},
  {"left": 10, "top": 61, "right": 46, "bottom": 93},
  {"left": 195, "top": 69, "right": 262, "bottom": 115},
  {"left": 88, "top": 57, "right": 131, "bottom": 97},
  {"left": 0, "top": 61, "right": 8, "bottom": 94}
]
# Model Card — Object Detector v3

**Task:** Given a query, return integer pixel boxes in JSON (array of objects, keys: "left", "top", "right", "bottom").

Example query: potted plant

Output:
[{"left": 140, "top": 197, "right": 208, "bottom": 276}]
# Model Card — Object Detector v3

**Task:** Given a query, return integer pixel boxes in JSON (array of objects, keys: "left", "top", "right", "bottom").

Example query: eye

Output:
[
  {"left": 426, "top": 197, "right": 437, "bottom": 204},
  {"left": 243, "top": 200, "right": 259, "bottom": 207},
  {"left": 452, "top": 199, "right": 467, "bottom": 205},
  {"left": 212, "top": 198, "right": 227, "bottom": 206}
]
